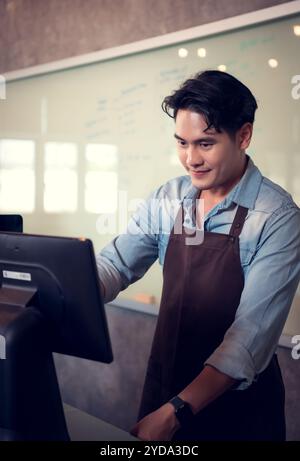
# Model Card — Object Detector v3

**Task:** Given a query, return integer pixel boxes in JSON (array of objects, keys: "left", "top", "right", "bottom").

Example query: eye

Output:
[
  {"left": 200, "top": 143, "right": 213, "bottom": 149},
  {"left": 177, "top": 139, "right": 187, "bottom": 147}
]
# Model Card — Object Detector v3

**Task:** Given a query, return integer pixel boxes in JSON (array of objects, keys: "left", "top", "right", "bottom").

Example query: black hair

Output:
[{"left": 161, "top": 70, "right": 258, "bottom": 136}]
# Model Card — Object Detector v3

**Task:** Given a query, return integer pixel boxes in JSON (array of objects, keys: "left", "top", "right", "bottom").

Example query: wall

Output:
[{"left": 0, "top": 0, "right": 294, "bottom": 73}]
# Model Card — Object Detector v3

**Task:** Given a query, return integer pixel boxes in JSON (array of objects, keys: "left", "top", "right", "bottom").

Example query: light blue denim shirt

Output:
[{"left": 97, "top": 156, "right": 300, "bottom": 390}]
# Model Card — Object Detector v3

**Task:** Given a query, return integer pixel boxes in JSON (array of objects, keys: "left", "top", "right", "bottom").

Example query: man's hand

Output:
[{"left": 130, "top": 403, "right": 180, "bottom": 441}]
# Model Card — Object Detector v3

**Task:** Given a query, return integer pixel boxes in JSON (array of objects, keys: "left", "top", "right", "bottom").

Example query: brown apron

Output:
[{"left": 138, "top": 204, "right": 286, "bottom": 440}]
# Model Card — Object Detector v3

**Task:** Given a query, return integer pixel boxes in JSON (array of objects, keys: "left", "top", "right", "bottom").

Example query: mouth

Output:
[{"left": 190, "top": 169, "right": 211, "bottom": 177}]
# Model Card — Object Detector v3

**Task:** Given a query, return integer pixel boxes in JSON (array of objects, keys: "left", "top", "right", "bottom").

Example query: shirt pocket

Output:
[{"left": 158, "top": 233, "right": 170, "bottom": 266}]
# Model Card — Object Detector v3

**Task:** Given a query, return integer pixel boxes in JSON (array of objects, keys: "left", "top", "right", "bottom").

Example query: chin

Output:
[{"left": 190, "top": 177, "right": 212, "bottom": 188}]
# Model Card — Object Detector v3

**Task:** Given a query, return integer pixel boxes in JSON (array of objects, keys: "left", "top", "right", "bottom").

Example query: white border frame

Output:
[{"left": 3, "top": 0, "right": 300, "bottom": 82}]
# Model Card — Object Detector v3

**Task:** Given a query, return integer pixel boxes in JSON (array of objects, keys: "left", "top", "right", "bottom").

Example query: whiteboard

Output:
[{"left": 0, "top": 9, "right": 300, "bottom": 336}]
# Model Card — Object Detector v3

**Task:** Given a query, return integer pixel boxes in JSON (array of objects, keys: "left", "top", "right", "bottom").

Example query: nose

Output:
[{"left": 185, "top": 145, "right": 203, "bottom": 168}]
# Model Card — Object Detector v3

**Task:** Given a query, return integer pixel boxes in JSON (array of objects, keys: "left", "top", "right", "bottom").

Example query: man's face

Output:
[{"left": 175, "top": 109, "right": 250, "bottom": 193}]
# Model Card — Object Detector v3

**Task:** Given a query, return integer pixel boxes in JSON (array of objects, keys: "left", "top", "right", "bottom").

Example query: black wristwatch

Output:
[{"left": 169, "top": 396, "right": 194, "bottom": 427}]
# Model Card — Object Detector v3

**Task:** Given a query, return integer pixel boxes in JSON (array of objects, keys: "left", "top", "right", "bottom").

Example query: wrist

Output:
[
  {"left": 168, "top": 396, "right": 194, "bottom": 428},
  {"left": 164, "top": 402, "right": 181, "bottom": 431},
  {"left": 178, "top": 393, "right": 197, "bottom": 414}
]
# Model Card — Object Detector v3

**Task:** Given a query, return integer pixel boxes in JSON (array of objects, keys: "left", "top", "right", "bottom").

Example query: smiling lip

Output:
[{"left": 190, "top": 169, "right": 211, "bottom": 176}]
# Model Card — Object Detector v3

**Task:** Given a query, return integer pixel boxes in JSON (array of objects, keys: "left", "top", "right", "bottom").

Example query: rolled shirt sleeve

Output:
[{"left": 205, "top": 204, "right": 300, "bottom": 390}]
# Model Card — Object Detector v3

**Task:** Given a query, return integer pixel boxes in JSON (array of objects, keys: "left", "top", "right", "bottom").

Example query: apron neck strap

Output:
[{"left": 229, "top": 205, "right": 249, "bottom": 237}]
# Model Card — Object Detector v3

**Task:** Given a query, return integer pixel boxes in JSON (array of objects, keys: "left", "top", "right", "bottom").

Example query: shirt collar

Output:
[
  {"left": 223, "top": 155, "right": 263, "bottom": 210},
  {"left": 183, "top": 154, "right": 263, "bottom": 211}
]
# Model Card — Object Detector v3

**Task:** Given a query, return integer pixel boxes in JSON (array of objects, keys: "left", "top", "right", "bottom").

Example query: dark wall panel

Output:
[{"left": 0, "top": 0, "right": 294, "bottom": 73}]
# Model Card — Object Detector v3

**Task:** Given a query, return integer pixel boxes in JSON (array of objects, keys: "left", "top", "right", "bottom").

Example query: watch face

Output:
[
  {"left": 169, "top": 396, "right": 194, "bottom": 427},
  {"left": 177, "top": 402, "right": 185, "bottom": 412},
  {"left": 170, "top": 396, "right": 185, "bottom": 411},
  {"left": 176, "top": 402, "right": 194, "bottom": 426}
]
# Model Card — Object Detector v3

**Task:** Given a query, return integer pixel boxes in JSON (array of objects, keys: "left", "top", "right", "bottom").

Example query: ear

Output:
[{"left": 237, "top": 123, "right": 253, "bottom": 150}]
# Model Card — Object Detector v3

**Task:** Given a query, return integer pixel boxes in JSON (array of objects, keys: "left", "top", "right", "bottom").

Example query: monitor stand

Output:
[{"left": 0, "top": 286, "right": 69, "bottom": 440}]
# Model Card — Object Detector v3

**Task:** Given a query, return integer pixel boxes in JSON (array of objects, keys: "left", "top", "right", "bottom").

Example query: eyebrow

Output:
[{"left": 174, "top": 133, "right": 217, "bottom": 143}]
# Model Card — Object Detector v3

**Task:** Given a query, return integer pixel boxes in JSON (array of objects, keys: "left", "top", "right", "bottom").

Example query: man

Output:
[{"left": 97, "top": 70, "right": 300, "bottom": 441}]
